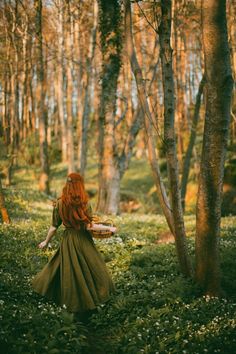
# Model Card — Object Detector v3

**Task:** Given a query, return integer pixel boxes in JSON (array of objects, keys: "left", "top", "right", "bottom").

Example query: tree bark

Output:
[
  {"left": 0, "top": 178, "right": 10, "bottom": 224},
  {"left": 96, "top": 0, "right": 122, "bottom": 214},
  {"left": 56, "top": 0, "right": 67, "bottom": 163},
  {"left": 65, "top": 2, "right": 75, "bottom": 174},
  {"left": 78, "top": 1, "right": 98, "bottom": 176},
  {"left": 195, "top": 0, "right": 233, "bottom": 295},
  {"left": 174, "top": 28, "right": 187, "bottom": 170},
  {"left": 35, "top": 0, "right": 50, "bottom": 194},
  {"left": 159, "top": 0, "right": 192, "bottom": 277}
]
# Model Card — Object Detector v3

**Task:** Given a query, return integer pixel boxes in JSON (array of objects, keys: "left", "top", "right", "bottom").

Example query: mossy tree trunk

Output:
[
  {"left": 195, "top": 0, "right": 233, "bottom": 295},
  {"left": 96, "top": 0, "right": 122, "bottom": 214}
]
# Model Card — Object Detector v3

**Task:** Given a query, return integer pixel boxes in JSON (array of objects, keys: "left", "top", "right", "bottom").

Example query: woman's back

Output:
[
  {"left": 32, "top": 173, "right": 114, "bottom": 314},
  {"left": 56, "top": 173, "right": 92, "bottom": 230},
  {"left": 55, "top": 198, "right": 92, "bottom": 231}
]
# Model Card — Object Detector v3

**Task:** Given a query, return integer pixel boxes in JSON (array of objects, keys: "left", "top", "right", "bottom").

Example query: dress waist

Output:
[{"left": 64, "top": 224, "right": 86, "bottom": 231}]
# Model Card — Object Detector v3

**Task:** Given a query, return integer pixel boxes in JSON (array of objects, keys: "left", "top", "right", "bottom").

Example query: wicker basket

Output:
[{"left": 90, "top": 216, "right": 115, "bottom": 239}]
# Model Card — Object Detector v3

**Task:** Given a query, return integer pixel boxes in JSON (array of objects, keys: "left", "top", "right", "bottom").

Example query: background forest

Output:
[{"left": 0, "top": 0, "right": 236, "bottom": 353}]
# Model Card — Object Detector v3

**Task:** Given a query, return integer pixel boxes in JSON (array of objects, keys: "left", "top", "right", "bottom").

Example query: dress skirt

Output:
[{"left": 32, "top": 227, "right": 115, "bottom": 313}]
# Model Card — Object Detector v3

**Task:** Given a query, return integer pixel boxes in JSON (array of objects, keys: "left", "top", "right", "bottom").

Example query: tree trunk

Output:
[
  {"left": 97, "top": 103, "right": 120, "bottom": 214},
  {"left": 174, "top": 28, "right": 187, "bottom": 170},
  {"left": 7, "top": 62, "right": 16, "bottom": 186},
  {"left": 96, "top": 0, "right": 122, "bottom": 215},
  {"left": 74, "top": 15, "right": 84, "bottom": 169},
  {"left": 119, "top": 106, "right": 143, "bottom": 178},
  {"left": 78, "top": 1, "right": 98, "bottom": 176},
  {"left": 35, "top": 0, "right": 50, "bottom": 194},
  {"left": 181, "top": 75, "right": 205, "bottom": 211},
  {"left": 3, "top": 75, "right": 10, "bottom": 147},
  {"left": 195, "top": 0, "right": 233, "bottom": 295},
  {"left": 0, "top": 178, "right": 10, "bottom": 224},
  {"left": 65, "top": 2, "right": 75, "bottom": 174},
  {"left": 124, "top": 0, "right": 175, "bottom": 235},
  {"left": 29, "top": 40, "right": 36, "bottom": 135},
  {"left": 3, "top": 70, "right": 12, "bottom": 186},
  {"left": 104, "top": 23, "right": 160, "bottom": 215},
  {"left": 56, "top": 0, "right": 67, "bottom": 163},
  {"left": 159, "top": 0, "right": 192, "bottom": 277}
]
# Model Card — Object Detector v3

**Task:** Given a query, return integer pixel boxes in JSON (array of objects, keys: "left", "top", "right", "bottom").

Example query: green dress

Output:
[{"left": 32, "top": 200, "right": 114, "bottom": 313}]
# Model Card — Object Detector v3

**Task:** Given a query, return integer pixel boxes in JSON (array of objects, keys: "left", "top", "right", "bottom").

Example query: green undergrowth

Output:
[{"left": 1, "top": 184, "right": 236, "bottom": 353}]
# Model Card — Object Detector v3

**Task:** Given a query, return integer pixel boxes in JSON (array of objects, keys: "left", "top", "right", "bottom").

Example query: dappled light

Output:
[
  {"left": 0, "top": 0, "right": 236, "bottom": 352},
  {"left": 1, "top": 178, "right": 236, "bottom": 352}
]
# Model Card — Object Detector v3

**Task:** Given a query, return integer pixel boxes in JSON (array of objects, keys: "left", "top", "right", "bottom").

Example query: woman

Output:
[{"left": 32, "top": 173, "right": 116, "bottom": 319}]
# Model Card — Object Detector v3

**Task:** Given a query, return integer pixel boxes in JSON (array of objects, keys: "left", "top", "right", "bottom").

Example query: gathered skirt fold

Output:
[{"left": 32, "top": 228, "right": 114, "bottom": 312}]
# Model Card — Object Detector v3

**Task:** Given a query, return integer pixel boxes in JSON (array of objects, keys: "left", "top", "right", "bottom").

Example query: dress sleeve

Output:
[
  {"left": 52, "top": 203, "right": 62, "bottom": 228},
  {"left": 86, "top": 203, "right": 93, "bottom": 220}
]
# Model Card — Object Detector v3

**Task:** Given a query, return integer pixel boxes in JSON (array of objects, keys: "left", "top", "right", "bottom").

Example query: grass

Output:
[{"left": 0, "top": 163, "right": 236, "bottom": 353}]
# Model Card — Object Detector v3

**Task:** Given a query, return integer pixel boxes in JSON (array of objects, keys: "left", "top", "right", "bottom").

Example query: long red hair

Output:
[{"left": 59, "top": 173, "right": 92, "bottom": 229}]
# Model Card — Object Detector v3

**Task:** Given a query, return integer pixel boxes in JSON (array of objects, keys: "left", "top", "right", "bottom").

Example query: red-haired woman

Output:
[{"left": 32, "top": 173, "right": 116, "bottom": 320}]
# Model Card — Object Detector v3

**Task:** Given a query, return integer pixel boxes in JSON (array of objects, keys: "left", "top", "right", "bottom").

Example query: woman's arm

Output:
[
  {"left": 87, "top": 223, "right": 117, "bottom": 234},
  {"left": 38, "top": 226, "right": 57, "bottom": 249}
]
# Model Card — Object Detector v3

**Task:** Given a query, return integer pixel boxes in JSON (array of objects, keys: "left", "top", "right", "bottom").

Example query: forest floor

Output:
[{"left": 1, "top": 162, "right": 236, "bottom": 354}]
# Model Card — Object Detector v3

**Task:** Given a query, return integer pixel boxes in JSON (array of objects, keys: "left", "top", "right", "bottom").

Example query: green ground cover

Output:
[{"left": 0, "top": 164, "right": 236, "bottom": 354}]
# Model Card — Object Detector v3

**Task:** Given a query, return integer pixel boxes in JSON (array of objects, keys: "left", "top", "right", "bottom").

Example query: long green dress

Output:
[{"left": 32, "top": 200, "right": 114, "bottom": 313}]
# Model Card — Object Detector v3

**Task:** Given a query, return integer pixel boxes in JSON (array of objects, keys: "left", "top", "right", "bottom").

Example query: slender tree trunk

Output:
[
  {"left": 35, "top": 0, "right": 50, "bottom": 194},
  {"left": 0, "top": 178, "right": 10, "bottom": 224},
  {"left": 10, "top": 4, "right": 20, "bottom": 152},
  {"left": 119, "top": 106, "right": 143, "bottom": 178},
  {"left": 78, "top": 1, "right": 98, "bottom": 176},
  {"left": 124, "top": 0, "right": 175, "bottom": 235},
  {"left": 181, "top": 75, "right": 205, "bottom": 211},
  {"left": 159, "top": 0, "right": 192, "bottom": 277},
  {"left": 104, "top": 19, "right": 159, "bottom": 214},
  {"left": 3, "top": 75, "right": 10, "bottom": 146},
  {"left": 119, "top": 55, "right": 160, "bottom": 180},
  {"left": 22, "top": 23, "right": 31, "bottom": 141},
  {"left": 65, "top": 2, "right": 75, "bottom": 173},
  {"left": 75, "top": 16, "right": 84, "bottom": 167},
  {"left": 7, "top": 63, "right": 16, "bottom": 186},
  {"left": 29, "top": 41, "right": 36, "bottom": 135},
  {"left": 195, "top": 0, "right": 233, "bottom": 295},
  {"left": 174, "top": 30, "right": 187, "bottom": 169},
  {"left": 56, "top": 0, "right": 67, "bottom": 163}
]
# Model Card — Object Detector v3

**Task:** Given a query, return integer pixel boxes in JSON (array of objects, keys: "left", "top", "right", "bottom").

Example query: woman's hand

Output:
[
  {"left": 37, "top": 226, "right": 57, "bottom": 249},
  {"left": 38, "top": 240, "right": 48, "bottom": 249}
]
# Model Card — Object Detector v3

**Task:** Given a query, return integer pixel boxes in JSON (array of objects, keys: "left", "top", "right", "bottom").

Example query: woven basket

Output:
[{"left": 90, "top": 216, "right": 115, "bottom": 239}]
